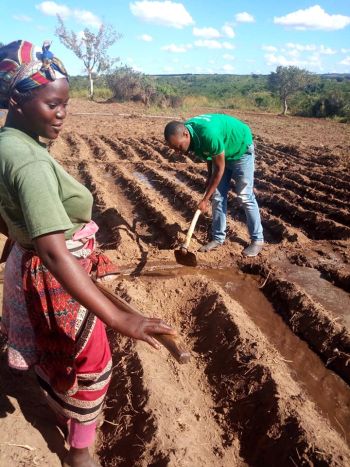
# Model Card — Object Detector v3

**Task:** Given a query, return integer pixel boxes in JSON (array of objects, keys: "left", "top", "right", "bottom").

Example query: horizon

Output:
[{"left": 1, "top": 1, "right": 350, "bottom": 76}]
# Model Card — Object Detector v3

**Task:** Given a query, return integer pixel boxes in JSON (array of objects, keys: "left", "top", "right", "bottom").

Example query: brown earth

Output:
[{"left": 1, "top": 100, "right": 350, "bottom": 466}]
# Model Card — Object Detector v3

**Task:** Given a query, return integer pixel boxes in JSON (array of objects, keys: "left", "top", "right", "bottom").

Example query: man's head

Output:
[{"left": 164, "top": 121, "right": 191, "bottom": 153}]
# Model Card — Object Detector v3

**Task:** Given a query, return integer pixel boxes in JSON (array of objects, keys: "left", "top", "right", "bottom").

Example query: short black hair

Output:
[{"left": 164, "top": 120, "right": 185, "bottom": 141}]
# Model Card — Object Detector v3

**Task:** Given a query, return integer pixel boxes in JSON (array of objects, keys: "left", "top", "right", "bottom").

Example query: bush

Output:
[
  {"left": 106, "top": 66, "right": 149, "bottom": 102},
  {"left": 294, "top": 89, "right": 350, "bottom": 120},
  {"left": 105, "top": 66, "right": 183, "bottom": 108}
]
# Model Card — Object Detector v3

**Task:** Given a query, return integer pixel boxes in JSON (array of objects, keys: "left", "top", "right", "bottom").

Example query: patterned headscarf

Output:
[{"left": 0, "top": 40, "right": 68, "bottom": 109}]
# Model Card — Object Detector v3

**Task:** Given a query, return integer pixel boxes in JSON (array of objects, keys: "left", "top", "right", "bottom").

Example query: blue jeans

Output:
[{"left": 211, "top": 144, "right": 263, "bottom": 243}]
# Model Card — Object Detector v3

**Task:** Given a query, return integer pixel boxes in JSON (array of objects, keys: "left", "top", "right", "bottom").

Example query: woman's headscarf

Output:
[{"left": 0, "top": 40, "right": 68, "bottom": 109}]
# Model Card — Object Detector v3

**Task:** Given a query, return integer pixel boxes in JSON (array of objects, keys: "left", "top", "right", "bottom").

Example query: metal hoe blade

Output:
[{"left": 174, "top": 248, "right": 197, "bottom": 267}]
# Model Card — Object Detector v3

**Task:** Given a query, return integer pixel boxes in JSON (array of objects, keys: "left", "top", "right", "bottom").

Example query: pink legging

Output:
[{"left": 68, "top": 420, "right": 97, "bottom": 449}]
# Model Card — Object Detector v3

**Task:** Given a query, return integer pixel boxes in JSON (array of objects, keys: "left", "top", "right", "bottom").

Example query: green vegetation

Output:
[
  {"left": 69, "top": 67, "right": 350, "bottom": 121},
  {"left": 268, "top": 66, "right": 314, "bottom": 115}
]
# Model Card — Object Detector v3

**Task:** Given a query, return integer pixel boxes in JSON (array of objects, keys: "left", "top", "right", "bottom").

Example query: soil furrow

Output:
[
  {"left": 256, "top": 141, "right": 346, "bottom": 177},
  {"left": 145, "top": 137, "right": 190, "bottom": 163},
  {"left": 256, "top": 141, "right": 329, "bottom": 168},
  {"left": 288, "top": 251, "right": 350, "bottom": 294},
  {"left": 255, "top": 187, "right": 350, "bottom": 240},
  {"left": 256, "top": 170, "right": 349, "bottom": 212},
  {"left": 109, "top": 275, "right": 350, "bottom": 466},
  {"left": 127, "top": 137, "right": 165, "bottom": 164},
  {"left": 98, "top": 135, "right": 140, "bottom": 162},
  {"left": 240, "top": 261, "right": 350, "bottom": 385},
  {"left": 255, "top": 178, "right": 350, "bottom": 228},
  {"left": 281, "top": 170, "right": 350, "bottom": 203},
  {"left": 306, "top": 171, "right": 350, "bottom": 192}
]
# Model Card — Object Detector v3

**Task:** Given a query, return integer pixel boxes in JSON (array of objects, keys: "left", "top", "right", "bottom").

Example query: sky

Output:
[{"left": 1, "top": 1, "right": 350, "bottom": 76}]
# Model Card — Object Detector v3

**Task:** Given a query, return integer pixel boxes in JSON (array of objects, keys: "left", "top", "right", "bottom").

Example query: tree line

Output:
[
  {"left": 53, "top": 17, "right": 349, "bottom": 121},
  {"left": 1, "top": 20, "right": 349, "bottom": 121}
]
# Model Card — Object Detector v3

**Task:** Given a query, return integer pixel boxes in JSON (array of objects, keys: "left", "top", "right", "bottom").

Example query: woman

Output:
[{"left": 0, "top": 40, "right": 175, "bottom": 467}]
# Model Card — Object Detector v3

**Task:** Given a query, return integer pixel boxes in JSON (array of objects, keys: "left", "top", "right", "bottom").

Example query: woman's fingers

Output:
[
  {"left": 144, "top": 319, "right": 177, "bottom": 336},
  {"left": 142, "top": 335, "right": 161, "bottom": 349},
  {"left": 138, "top": 319, "right": 177, "bottom": 349}
]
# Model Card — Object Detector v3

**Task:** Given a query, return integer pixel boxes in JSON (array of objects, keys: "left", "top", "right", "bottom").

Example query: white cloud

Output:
[
  {"left": 286, "top": 43, "right": 316, "bottom": 52},
  {"left": 341, "top": 48, "right": 350, "bottom": 54},
  {"left": 286, "top": 43, "right": 336, "bottom": 55},
  {"left": 223, "top": 64, "right": 235, "bottom": 72},
  {"left": 319, "top": 45, "right": 337, "bottom": 55},
  {"left": 36, "top": 2, "right": 101, "bottom": 27},
  {"left": 194, "top": 40, "right": 222, "bottom": 49},
  {"left": 223, "top": 54, "right": 234, "bottom": 61},
  {"left": 163, "top": 66, "right": 175, "bottom": 72},
  {"left": 193, "top": 27, "right": 220, "bottom": 38},
  {"left": 130, "top": 1, "right": 194, "bottom": 29},
  {"left": 222, "top": 24, "right": 235, "bottom": 38},
  {"left": 262, "top": 45, "right": 278, "bottom": 53},
  {"left": 274, "top": 5, "right": 350, "bottom": 31},
  {"left": 36, "top": 1, "right": 70, "bottom": 18},
  {"left": 13, "top": 14, "right": 32, "bottom": 22},
  {"left": 287, "top": 49, "right": 300, "bottom": 58},
  {"left": 340, "top": 56, "right": 350, "bottom": 66},
  {"left": 76, "top": 10, "right": 101, "bottom": 28},
  {"left": 265, "top": 52, "right": 323, "bottom": 70},
  {"left": 194, "top": 40, "right": 234, "bottom": 50},
  {"left": 235, "top": 12, "right": 255, "bottom": 23},
  {"left": 138, "top": 34, "right": 153, "bottom": 41},
  {"left": 161, "top": 43, "right": 192, "bottom": 53},
  {"left": 222, "top": 42, "right": 234, "bottom": 50}
]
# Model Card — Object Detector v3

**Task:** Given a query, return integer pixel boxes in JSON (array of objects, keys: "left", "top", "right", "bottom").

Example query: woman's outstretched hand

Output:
[{"left": 116, "top": 314, "right": 177, "bottom": 349}]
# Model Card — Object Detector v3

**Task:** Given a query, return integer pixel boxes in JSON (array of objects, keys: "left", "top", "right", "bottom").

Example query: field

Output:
[{"left": 1, "top": 99, "right": 350, "bottom": 466}]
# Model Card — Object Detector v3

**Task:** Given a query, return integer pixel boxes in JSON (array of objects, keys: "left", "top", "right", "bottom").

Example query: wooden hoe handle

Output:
[
  {"left": 94, "top": 280, "right": 191, "bottom": 364},
  {"left": 182, "top": 209, "right": 201, "bottom": 250}
]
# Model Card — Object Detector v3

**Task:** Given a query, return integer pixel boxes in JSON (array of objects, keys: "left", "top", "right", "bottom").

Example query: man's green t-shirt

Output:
[
  {"left": 0, "top": 127, "right": 93, "bottom": 247},
  {"left": 185, "top": 113, "right": 253, "bottom": 161}
]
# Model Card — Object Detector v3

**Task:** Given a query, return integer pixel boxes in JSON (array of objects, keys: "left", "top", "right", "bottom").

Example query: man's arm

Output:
[
  {"left": 206, "top": 160, "right": 212, "bottom": 188},
  {"left": 198, "top": 152, "right": 225, "bottom": 213}
]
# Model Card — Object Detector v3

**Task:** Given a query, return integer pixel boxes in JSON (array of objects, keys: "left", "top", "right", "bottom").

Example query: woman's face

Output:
[{"left": 19, "top": 78, "right": 69, "bottom": 140}]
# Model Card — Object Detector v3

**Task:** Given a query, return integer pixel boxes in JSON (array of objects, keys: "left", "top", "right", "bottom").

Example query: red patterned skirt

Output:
[{"left": 1, "top": 240, "right": 113, "bottom": 424}]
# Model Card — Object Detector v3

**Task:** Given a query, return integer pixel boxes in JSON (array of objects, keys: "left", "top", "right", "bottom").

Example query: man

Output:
[{"left": 164, "top": 113, "right": 264, "bottom": 257}]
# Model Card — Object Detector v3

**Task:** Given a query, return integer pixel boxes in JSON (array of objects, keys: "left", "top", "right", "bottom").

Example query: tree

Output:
[
  {"left": 268, "top": 66, "right": 313, "bottom": 115},
  {"left": 55, "top": 16, "right": 121, "bottom": 99}
]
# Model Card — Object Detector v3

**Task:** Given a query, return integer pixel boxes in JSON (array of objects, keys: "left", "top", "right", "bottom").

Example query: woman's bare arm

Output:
[{"left": 34, "top": 231, "right": 176, "bottom": 348}]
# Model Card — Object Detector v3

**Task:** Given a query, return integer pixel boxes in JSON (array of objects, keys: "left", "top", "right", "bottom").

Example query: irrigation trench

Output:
[{"left": 46, "top": 126, "right": 350, "bottom": 466}]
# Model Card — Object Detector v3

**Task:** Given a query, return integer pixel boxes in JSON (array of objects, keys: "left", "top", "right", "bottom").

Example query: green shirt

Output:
[
  {"left": 185, "top": 113, "right": 253, "bottom": 161},
  {"left": 0, "top": 127, "right": 93, "bottom": 247}
]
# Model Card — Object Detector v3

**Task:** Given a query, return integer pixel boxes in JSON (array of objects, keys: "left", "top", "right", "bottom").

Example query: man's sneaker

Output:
[
  {"left": 199, "top": 240, "right": 221, "bottom": 252},
  {"left": 242, "top": 240, "right": 264, "bottom": 257}
]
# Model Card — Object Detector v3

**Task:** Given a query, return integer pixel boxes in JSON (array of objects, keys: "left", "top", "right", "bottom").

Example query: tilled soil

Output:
[{"left": 1, "top": 100, "right": 350, "bottom": 466}]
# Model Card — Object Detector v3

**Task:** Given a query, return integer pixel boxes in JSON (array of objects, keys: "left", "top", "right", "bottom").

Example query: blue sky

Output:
[{"left": 1, "top": 1, "right": 350, "bottom": 75}]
